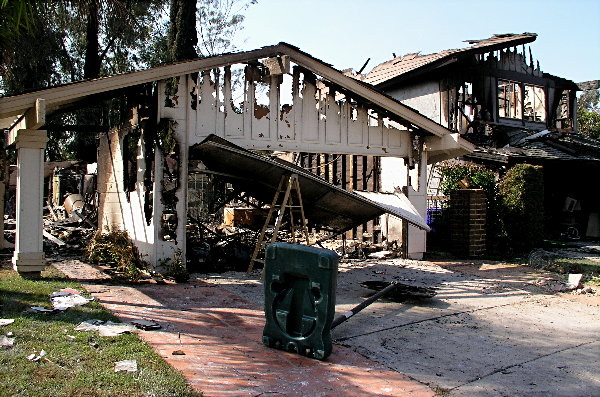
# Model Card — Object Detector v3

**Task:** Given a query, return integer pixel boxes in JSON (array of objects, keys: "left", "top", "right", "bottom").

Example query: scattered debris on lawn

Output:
[
  {"left": 30, "top": 306, "right": 55, "bottom": 313},
  {"left": 26, "top": 349, "right": 47, "bottom": 362},
  {"left": 50, "top": 289, "right": 95, "bottom": 310},
  {"left": 1, "top": 335, "right": 15, "bottom": 348},
  {"left": 0, "top": 319, "right": 14, "bottom": 326},
  {"left": 27, "top": 289, "right": 95, "bottom": 312},
  {"left": 361, "top": 280, "right": 438, "bottom": 302},
  {"left": 114, "top": 359, "right": 137, "bottom": 373},
  {"left": 131, "top": 319, "right": 161, "bottom": 330},
  {"left": 74, "top": 319, "right": 136, "bottom": 337}
]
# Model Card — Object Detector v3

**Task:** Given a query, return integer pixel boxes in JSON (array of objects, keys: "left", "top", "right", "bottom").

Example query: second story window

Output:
[
  {"left": 498, "top": 80, "right": 522, "bottom": 119},
  {"left": 524, "top": 84, "right": 546, "bottom": 122},
  {"left": 498, "top": 80, "right": 546, "bottom": 123}
]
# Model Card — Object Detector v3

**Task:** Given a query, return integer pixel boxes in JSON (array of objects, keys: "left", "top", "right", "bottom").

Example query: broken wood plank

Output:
[
  {"left": 46, "top": 204, "right": 58, "bottom": 222},
  {"left": 43, "top": 230, "right": 65, "bottom": 246}
]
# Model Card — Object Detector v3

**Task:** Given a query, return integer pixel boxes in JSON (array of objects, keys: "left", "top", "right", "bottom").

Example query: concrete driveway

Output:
[{"left": 203, "top": 258, "right": 600, "bottom": 396}]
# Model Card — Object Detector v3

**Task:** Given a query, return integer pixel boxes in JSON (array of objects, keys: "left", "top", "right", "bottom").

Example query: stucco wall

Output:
[{"left": 386, "top": 81, "right": 442, "bottom": 125}]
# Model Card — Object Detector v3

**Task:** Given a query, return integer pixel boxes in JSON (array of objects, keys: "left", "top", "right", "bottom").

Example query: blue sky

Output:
[{"left": 237, "top": 0, "right": 600, "bottom": 84}]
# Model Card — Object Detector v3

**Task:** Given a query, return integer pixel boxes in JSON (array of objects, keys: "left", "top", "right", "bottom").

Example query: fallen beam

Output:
[{"left": 331, "top": 282, "right": 400, "bottom": 329}]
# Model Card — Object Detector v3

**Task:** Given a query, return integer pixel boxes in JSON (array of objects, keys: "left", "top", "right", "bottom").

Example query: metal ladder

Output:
[{"left": 247, "top": 174, "right": 311, "bottom": 273}]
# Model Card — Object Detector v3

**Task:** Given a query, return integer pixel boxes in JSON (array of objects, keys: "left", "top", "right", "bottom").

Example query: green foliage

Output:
[
  {"left": 578, "top": 88, "right": 599, "bottom": 111},
  {"left": 160, "top": 249, "right": 189, "bottom": 282},
  {"left": 197, "top": 0, "right": 256, "bottom": 56},
  {"left": 85, "top": 229, "right": 148, "bottom": 281},
  {"left": 0, "top": 4, "right": 67, "bottom": 94},
  {"left": 439, "top": 163, "right": 547, "bottom": 255},
  {"left": 1, "top": 1, "right": 168, "bottom": 96},
  {"left": 439, "top": 163, "right": 505, "bottom": 252},
  {"left": 157, "top": 118, "right": 177, "bottom": 153},
  {"left": 0, "top": 265, "right": 199, "bottom": 396},
  {"left": 578, "top": 108, "right": 600, "bottom": 140},
  {"left": 439, "top": 163, "right": 496, "bottom": 196},
  {"left": 499, "top": 164, "right": 544, "bottom": 253},
  {"left": 578, "top": 89, "right": 600, "bottom": 140},
  {"left": 548, "top": 258, "right": 600, "bottom": 281},
  {"left": 0, "top": 0, "right": 44, "bottom": 38},
  {"left": 1, "top": 0, "right": 256, "bottom": 164}
]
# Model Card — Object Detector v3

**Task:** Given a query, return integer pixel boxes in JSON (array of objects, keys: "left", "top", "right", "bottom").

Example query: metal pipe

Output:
[{"left": 331, "top": 281, "right": 399, "bottom": 329}]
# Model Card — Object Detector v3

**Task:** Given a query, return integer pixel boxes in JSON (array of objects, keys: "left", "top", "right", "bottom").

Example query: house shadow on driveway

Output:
[{"left": 329, "top": 259, "right": 600, "bottom": 397}]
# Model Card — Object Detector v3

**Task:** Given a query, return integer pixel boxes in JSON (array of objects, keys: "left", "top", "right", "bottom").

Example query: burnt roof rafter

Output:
[{"left": 365, "top": 33, "right": 540, "bottom": 89}]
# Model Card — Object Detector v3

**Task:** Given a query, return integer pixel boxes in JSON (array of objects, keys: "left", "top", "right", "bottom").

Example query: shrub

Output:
[
  {"left": 499, "top": 164, "right": 544, "bottom": 253},
  {"left": 85, "top": 228, "right": 147, "bottom": 281},
  {"left": 160, "top": 249, "right": 189, "bottom": 282},
  {"left": 439, "top": 163, "right": 496, "bottom": 197}
]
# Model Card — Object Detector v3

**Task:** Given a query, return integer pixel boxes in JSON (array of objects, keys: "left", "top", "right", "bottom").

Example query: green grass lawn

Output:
[
  {"left": 0, "top": 262, "right": 200, "bottom": 397},
  {"left": 544, "top": 257, "right": 600, "bottom": 285}
]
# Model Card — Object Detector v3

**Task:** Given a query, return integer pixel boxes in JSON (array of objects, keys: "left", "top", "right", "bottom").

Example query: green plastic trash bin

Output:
[{"left": 262, "top": 242, "right": 338, "bottom": 360}]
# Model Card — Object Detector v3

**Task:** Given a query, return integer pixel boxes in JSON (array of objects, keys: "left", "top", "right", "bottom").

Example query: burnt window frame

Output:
[
  {"left": 498, "top": 80, "right": 523, "bottom": 120},
  {"left": 497, "top": 79, "right": 546, "bottom": 123},
  {"left": 523, "top": 84, "right": 546, "bottom": 122}
]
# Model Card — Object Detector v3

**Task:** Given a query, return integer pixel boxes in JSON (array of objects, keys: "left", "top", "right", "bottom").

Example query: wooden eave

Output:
[{"left": 0, "top": 43, "right": 457, "bottom": 139}]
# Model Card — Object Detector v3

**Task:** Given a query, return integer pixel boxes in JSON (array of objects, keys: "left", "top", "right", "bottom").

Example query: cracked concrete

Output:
[{"left": 202, "top": 258, "right": 600, "bottom": 396}]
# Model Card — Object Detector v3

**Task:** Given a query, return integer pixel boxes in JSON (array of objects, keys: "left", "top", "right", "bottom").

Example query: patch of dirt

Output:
[
  {"left": 433, "top": 258, "right": 600, "bottom": 307},
  {"left": 559, "top": 288, "right": 600, "bottom": 307}
]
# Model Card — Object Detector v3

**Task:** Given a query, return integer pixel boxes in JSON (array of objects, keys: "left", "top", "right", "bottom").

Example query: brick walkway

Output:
[{"left": 53, "top": 259, "right": 433, "bottom": 397}]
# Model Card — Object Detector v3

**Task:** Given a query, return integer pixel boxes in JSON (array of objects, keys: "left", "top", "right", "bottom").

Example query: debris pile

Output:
[
  {"left": 85, "top": 229, "right": 148, "bottom": 281},
  {"left": 186, "top": 217, "right": 258, "bottom": 272},
  {"left": 321, "top": 238, "right": 401, "bottom": 260}
]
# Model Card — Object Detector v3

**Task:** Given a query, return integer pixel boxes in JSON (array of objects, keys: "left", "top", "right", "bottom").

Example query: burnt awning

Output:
[{"left": 191, "top": 135, "right": 429, "bottom": 234}]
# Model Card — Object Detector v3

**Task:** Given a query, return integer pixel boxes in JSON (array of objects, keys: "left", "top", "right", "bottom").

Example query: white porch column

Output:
[{"left": 12, "top": 129, "right": 48, "bottom": 273}]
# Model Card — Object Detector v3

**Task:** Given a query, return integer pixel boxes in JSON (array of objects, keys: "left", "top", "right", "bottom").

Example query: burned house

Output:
[
  {"left": 0, "top": 43, "right": 473, "bottom": 273},
  {"left": 357, "top": 33, "right": 599, "bottom": 240}
]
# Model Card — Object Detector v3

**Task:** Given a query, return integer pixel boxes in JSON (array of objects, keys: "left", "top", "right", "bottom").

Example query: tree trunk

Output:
[
  {"left": 84, "top": 0, "right": 101, "bottom": 79},
  {"left": 169, "top": 0, "right": 198, "bottom": 62}
]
